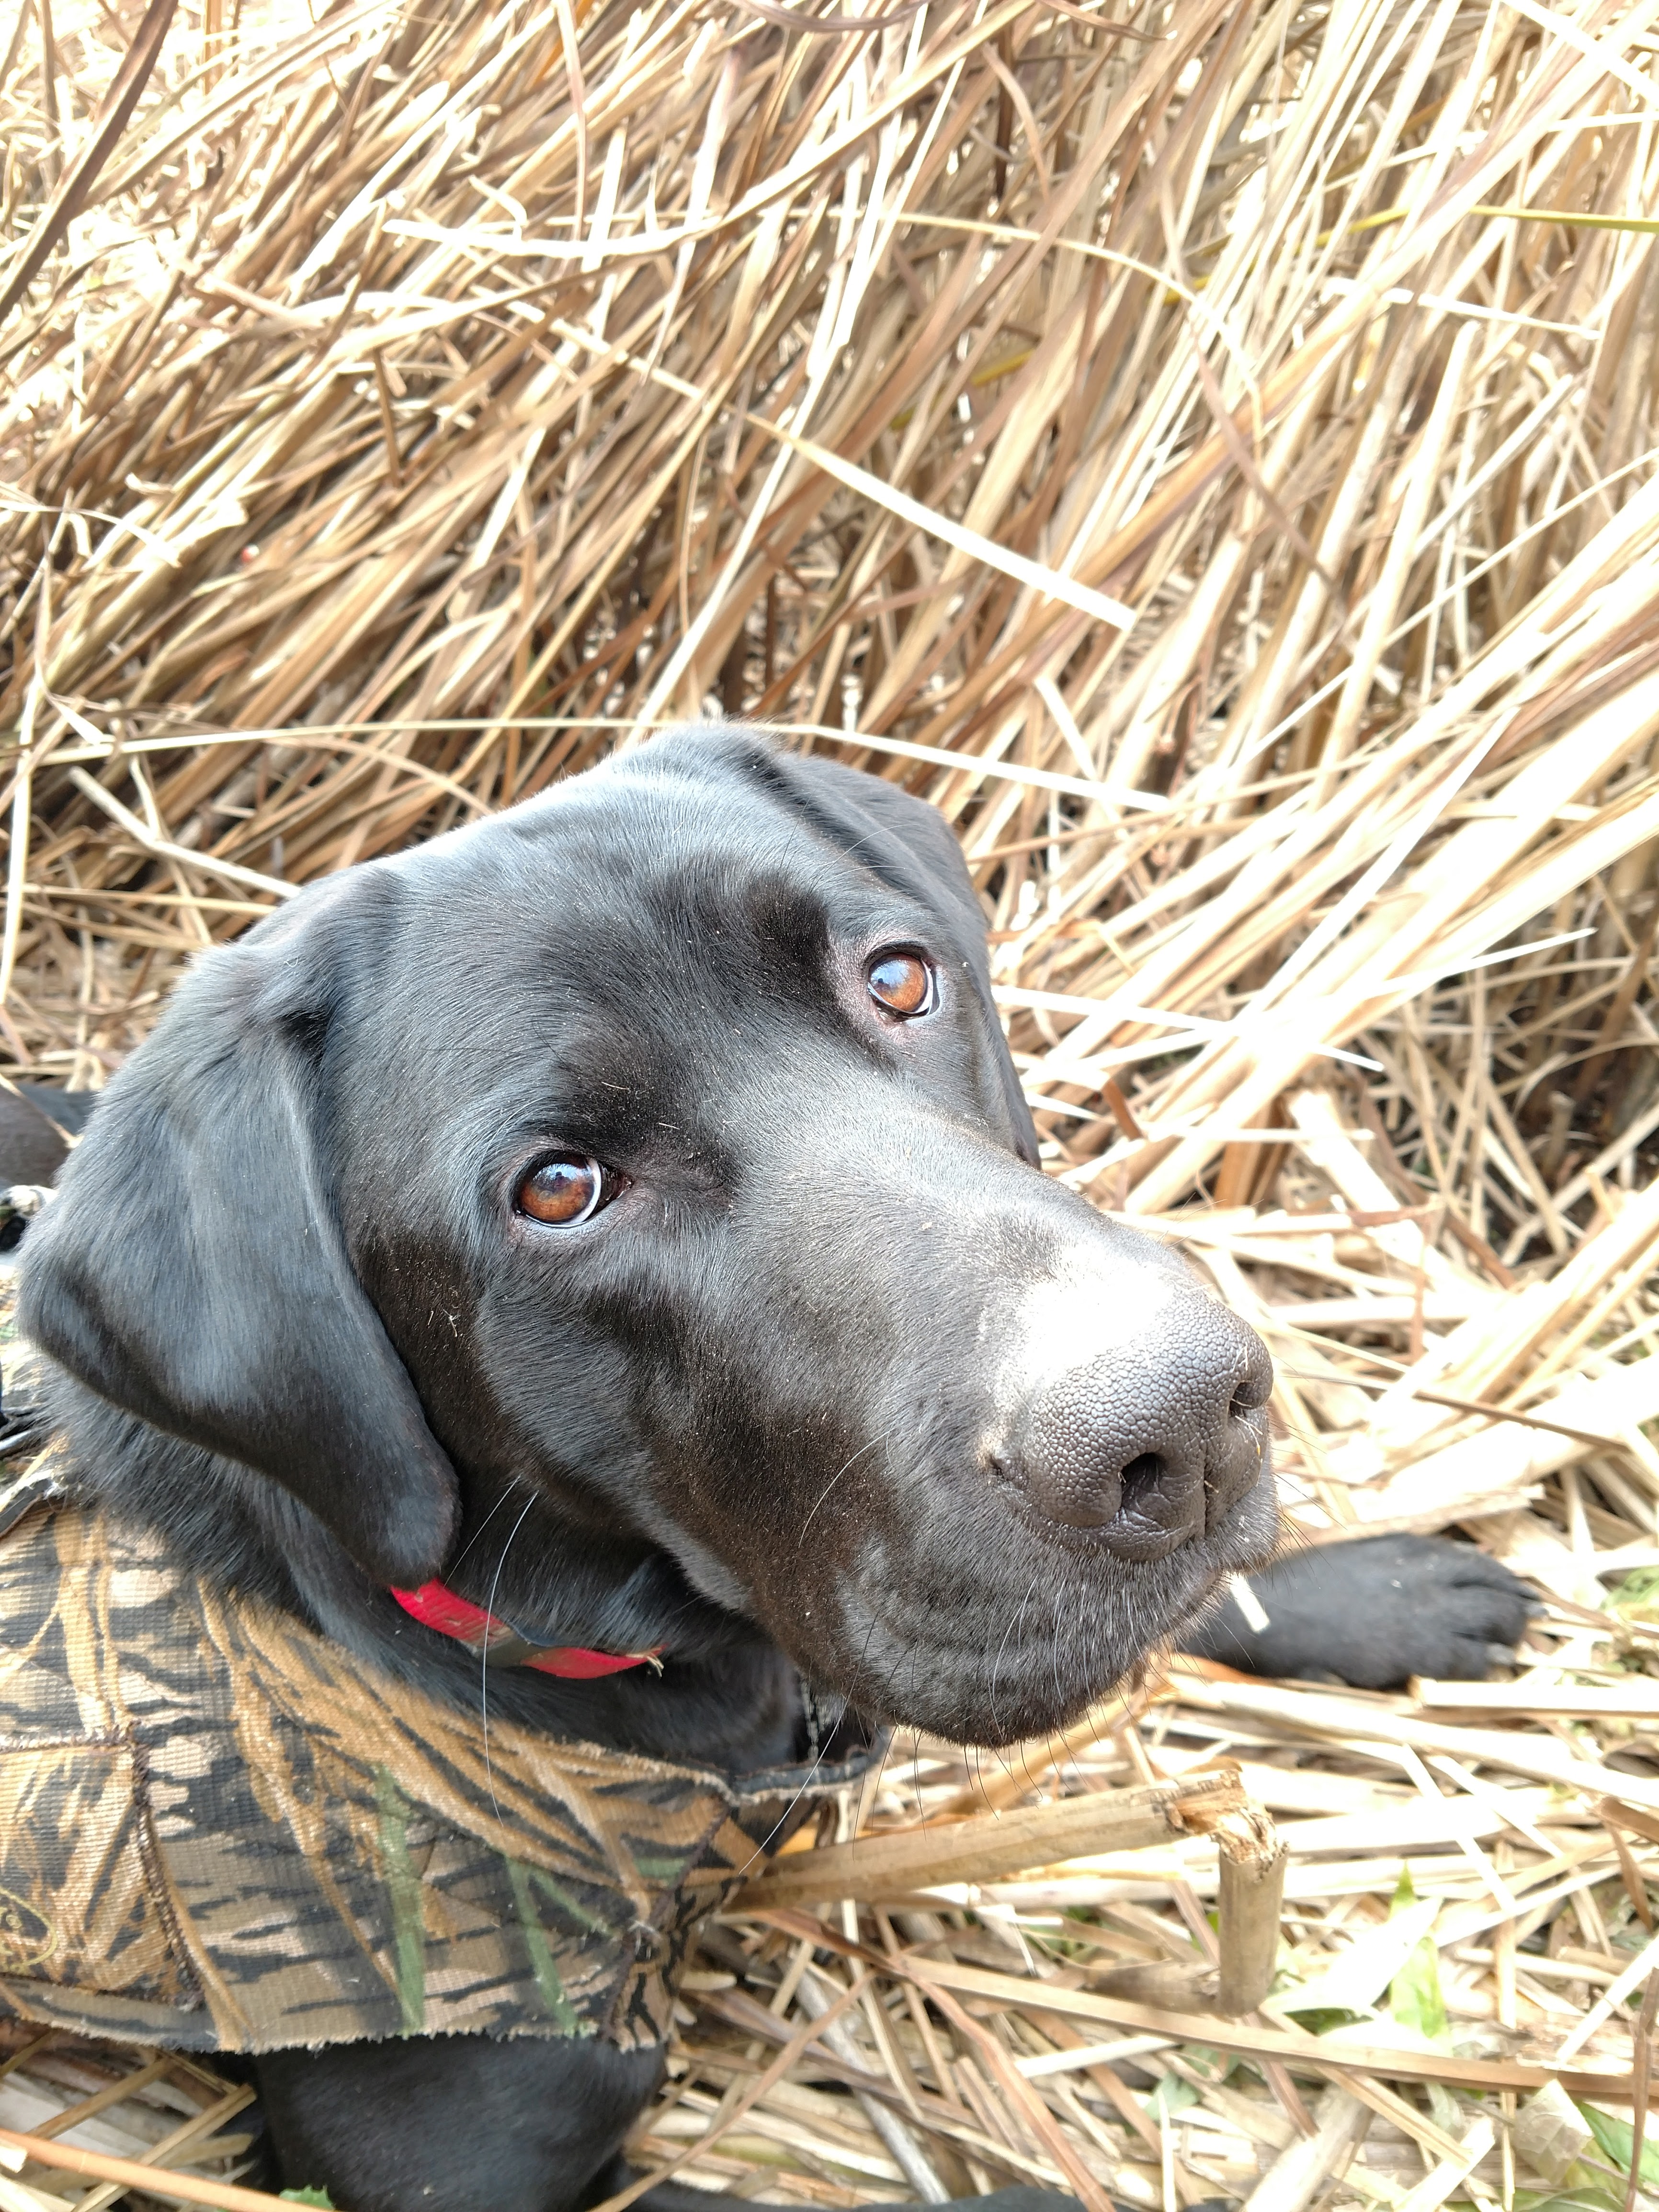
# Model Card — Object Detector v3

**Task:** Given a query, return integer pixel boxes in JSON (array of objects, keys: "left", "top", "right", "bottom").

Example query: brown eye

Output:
[
  {"left": 515, "top": 1154, "right": 613, "bottom": 1226},
  {"left": 867, "top": 950, "right": 936, "bottom": 1018}
]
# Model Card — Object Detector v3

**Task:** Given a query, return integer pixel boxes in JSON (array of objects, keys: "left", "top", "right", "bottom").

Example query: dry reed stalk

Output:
[
  {"left": 0, "top": 2039, "right": 262, "bottom": 2212},
  {"left": 0, "top": 0, "right": 1654, "bottom": 1277}
]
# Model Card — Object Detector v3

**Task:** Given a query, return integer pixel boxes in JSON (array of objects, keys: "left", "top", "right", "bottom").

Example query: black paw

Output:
[
  {"left": 1181, "top": 1534, "right": 1539, "bottom": 1689},
  {"left": 973, "top": 2196, "right": 1080, "bottom": 2210}
]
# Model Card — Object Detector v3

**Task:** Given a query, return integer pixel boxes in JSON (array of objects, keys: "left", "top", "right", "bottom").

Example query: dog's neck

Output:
[{"left": 44, "top": 1368, "right": 815, "bottom": 1775}]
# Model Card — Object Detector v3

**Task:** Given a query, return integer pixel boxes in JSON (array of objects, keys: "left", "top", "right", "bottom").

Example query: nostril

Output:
[
  {"left": 1102, "top": 1446, "right": 1202, "bottom": 1560},
  {"left": 1229, "top": 1345, "right": 1274, "bottom": 1414}
]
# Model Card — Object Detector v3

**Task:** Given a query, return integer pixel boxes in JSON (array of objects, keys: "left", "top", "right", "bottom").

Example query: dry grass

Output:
[
  {"left": 5, "top": 0, "right": 1659, "bottom": 2202},
  {"left": 0, "top": 0, "right": 1657, "bottom": 1231}
]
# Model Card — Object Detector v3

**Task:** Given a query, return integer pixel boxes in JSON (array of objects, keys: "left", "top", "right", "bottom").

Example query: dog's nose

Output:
[{"left": 1011, "top": 1299, "right": 1272, "bottom": 1559}]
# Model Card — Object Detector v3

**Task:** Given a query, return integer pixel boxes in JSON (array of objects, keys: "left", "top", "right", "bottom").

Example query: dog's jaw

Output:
[{"left": 801, "top": 1466, "right": 1280, "bottom": 1745}]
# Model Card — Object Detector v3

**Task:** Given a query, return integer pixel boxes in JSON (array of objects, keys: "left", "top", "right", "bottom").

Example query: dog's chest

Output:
[{"left": 0, "top": 1489, "right": 873, "bottom": 2055}]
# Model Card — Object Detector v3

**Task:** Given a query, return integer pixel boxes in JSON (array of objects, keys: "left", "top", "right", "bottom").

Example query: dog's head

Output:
[{"left": 20, "top": 730, "right": 1275, "bottom": 1744}]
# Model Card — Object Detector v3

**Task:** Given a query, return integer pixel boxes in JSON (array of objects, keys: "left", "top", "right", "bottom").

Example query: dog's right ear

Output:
[{"left": 17, "top": 879, "right": 458, "bottom": 1587}]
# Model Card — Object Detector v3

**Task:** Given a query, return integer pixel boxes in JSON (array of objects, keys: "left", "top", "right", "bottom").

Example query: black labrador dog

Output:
[{"left": 14, "top": 729, "right": 1531, "bottom": 2212}]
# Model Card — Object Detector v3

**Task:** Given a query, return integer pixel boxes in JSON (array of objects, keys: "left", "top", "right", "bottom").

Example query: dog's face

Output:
[{"left": 21, "top": 731, "right": 1275, "bottom": 1744}]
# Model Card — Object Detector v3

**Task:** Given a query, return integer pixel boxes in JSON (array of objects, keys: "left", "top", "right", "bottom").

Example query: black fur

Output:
[
  {"left": 14, "top": 729, "right": 1526, "bottom": 2212},
  {"left": 1184, "top": 1533, "right": 1537, "bottom": 1688}
]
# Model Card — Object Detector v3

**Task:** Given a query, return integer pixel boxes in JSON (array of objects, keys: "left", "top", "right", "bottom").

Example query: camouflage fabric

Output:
[{"left": 0, "top": 1465, "right": 874, "bottom": 2055}]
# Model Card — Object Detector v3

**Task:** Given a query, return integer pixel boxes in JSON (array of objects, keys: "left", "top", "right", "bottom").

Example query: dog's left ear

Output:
[
  {"left": 17, "top": 877, "right": 458, "bottom": 1586},
  {"left": 766, "top": 749, "right": 1042, "bottom": 1163}
]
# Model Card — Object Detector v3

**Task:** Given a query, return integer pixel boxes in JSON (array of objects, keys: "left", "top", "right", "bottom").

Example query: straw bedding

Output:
[{"left": 4, "top": 0, "right": 1659, "bottom": 2200}]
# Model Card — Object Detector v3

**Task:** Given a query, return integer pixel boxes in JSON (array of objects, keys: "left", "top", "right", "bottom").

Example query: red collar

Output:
[{"left": 390, "top": 1580, "right": 663, "bottom": 1679}]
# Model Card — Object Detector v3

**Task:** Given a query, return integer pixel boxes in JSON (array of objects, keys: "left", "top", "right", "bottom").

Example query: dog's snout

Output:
[{"left": 1010, "top": 1299, "right": 1272, "bottom": 1560}]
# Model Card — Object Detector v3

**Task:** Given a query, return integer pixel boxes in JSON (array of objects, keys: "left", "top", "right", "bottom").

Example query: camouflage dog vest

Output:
[{"left": 0, "top": 1485, "right": 872, "bottom": 2054}]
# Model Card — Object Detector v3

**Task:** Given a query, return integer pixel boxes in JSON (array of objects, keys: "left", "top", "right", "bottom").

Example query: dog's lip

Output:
[
  {"left": 800, "top": 1480, "right": 1279, "bottom": 1692},
  {"left": 823, "top": 1554, "right": 1232, "bottom": 1676},
  {"left": 821, "top": 1601, "right": 1136, "bottom": 1737}
]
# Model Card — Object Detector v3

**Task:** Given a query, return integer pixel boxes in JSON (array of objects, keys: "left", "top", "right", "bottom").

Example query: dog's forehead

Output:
[
  {"left": 311, "top": 734, "right": 1031, "bottom": 1177},
  {"left": 332, "top": 769, "right": 977, "bottom": 1135},
  {"left": 395, "top": 775, "right": 957, "bottom": 988}
]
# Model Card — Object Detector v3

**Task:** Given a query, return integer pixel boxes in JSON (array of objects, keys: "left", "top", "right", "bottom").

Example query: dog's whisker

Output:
[
  {"left": 1051, "top": 1618, "right": 1070, "bottom": 1736},
  {"left": 1040, "top": 1729, "right": 1068, "bottom": 1802},
  {"left": 864, "top": 1725, "right": 898, "bottom": 1834},
  {"left": 988, "top": 1573, "right": 1040, "bottom": 1742},
  {"left": 480, "top": 1492, "right": 538, "bottom": 1823},
  {"left": 796, "top": 1425, "right": 898, "bottom": 1547},
  {"left": 727, "top": 1688, "right": 841, "bottom": 1876},
  {"left": 966, "top": 1742, "right": 993, "bottom": 1816},
  {"left": 447, "top": 1472, "right": 528, "bottom": 1573}
]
